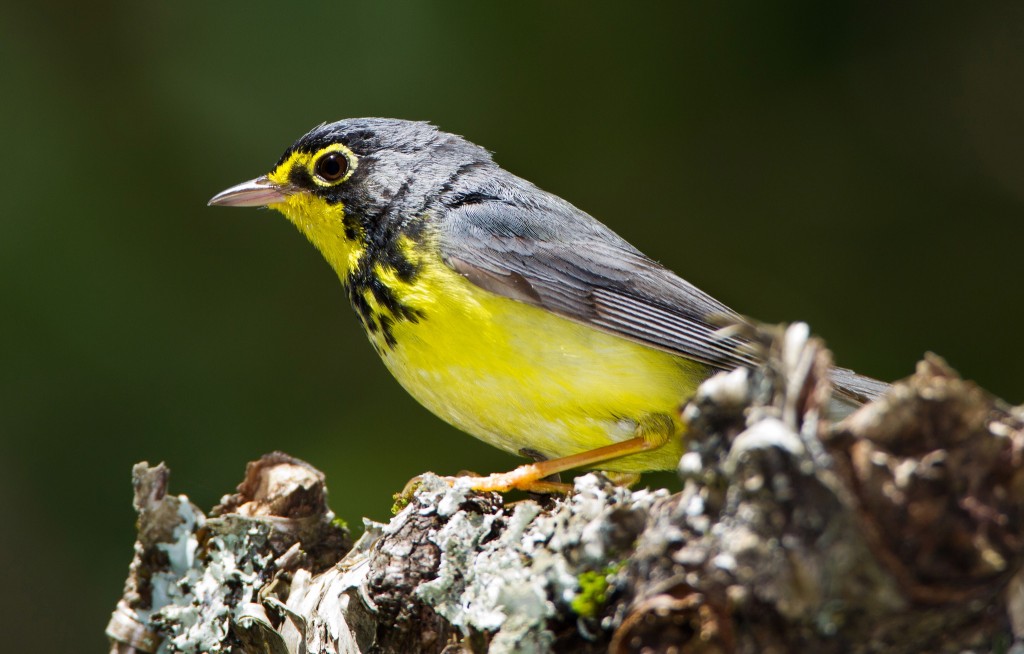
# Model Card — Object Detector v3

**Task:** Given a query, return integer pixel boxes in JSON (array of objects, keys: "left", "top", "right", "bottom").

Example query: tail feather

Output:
[{"left": 831, "top": 366, "right": 888, "bottom": 411}]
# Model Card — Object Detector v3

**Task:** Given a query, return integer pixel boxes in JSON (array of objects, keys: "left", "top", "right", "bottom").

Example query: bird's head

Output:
[{"left": 209, "top": 118, "right": 492, "bottom": 275}]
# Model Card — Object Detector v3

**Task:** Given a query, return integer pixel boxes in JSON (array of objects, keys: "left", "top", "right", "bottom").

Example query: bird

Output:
[{"left": 209, "top": 118, "right": 887, "bottom": 492}]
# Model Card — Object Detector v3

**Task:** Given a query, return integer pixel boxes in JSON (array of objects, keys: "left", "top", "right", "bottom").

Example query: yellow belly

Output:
[{"left": 367, "top": 254, "right": 708, "bottom": 473}]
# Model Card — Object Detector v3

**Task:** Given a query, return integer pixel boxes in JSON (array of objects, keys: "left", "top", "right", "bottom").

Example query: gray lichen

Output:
[
  {"left": 151, "top": 515, "right": 274, "bottom": 652},
  {"left": 108, "top": 453, "right": 352, "bottom": 654},
  {"left": 407, "top": 474, "right": 667, "bottom": 653}
]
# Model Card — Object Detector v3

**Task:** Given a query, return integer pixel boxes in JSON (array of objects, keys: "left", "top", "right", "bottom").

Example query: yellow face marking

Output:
[
  {"left": 308, "top": 143, "right": 358, "bottom": 188},
  {"left": 264, "top": 146, "right": 363, "bottom": 279},
  {"left": 268, "top": 143, "right": 358, "bottom": 188}
]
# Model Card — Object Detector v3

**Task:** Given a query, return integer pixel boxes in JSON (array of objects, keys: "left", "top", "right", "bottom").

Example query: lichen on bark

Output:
[{"left": 107, "top": 324, "right": 1024, "bottom": 653}]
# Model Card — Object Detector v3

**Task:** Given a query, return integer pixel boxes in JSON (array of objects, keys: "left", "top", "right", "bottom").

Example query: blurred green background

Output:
[{"left": 2, "top": 1, "right": 1023, "bottom": 650}]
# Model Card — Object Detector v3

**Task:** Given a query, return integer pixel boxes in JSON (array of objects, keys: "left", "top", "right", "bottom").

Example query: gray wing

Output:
[
  {"left": 438, "top": 194, "right": 886, "bottom": 405},
  {"left": 438, "top": 196, "right": 756, "bottom": 371}
]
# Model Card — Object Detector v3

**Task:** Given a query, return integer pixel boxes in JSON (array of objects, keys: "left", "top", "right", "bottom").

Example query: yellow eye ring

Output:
[{"left": 310, "top": 145, "right": 357, "bottom": 186}]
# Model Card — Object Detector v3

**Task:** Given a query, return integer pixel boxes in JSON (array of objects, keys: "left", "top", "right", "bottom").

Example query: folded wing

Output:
[{"left": 438, "top": 196, "right": 886, "bottom": 406}]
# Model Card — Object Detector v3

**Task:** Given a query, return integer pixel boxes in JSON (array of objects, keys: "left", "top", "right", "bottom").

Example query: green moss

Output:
[
  {"left": 570, "top": 561, "right": 626, "bottom": 618},
  {"left": 571, "top": 562, "right": 626, "bottom": 618},
  {"left": 330, "top": 515, "right": 348, "bottom": 531},
  {"left": 391, "top": 488, "right": 415, "bottom": 515}
]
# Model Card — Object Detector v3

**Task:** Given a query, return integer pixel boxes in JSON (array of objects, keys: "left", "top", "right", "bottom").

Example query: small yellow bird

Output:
[{"left": 209, "top": 118, "right": 886, "bottom": 492}]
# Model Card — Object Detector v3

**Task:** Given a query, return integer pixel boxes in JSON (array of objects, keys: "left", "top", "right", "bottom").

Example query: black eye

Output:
[{"left": 314, "top": 152, "right": 349, "bottom": 182}]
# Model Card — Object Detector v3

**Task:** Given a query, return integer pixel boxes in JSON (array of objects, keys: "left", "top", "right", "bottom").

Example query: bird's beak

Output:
[{"left": 208, "top": 176, "right": 291, "bottom": 207}]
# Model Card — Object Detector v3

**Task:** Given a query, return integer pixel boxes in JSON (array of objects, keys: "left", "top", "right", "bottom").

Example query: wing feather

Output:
[
  {"left": 438, "top": 195, "right": 886, "bottom": 405},
  {"left": 440, "top": 200, "right": 753, "bottom": 369}
]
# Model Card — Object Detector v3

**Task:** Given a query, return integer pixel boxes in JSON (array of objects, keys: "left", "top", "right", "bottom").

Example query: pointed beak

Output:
[{"left": 208, "top": 176, "right": 291, "bottom": 207}]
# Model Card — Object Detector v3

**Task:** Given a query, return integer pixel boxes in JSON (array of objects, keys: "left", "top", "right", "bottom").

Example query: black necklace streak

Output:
[
  {"left": 344, "top": 216, "right": 427, "bottom": 351},
  {"left": 296, "top": 148, "right": 436, "bottom": 352}
]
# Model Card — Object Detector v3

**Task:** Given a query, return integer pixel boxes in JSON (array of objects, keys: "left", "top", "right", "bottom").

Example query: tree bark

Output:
[{"left": 106, "top": 323, "right": 1024, "bottom": 653}]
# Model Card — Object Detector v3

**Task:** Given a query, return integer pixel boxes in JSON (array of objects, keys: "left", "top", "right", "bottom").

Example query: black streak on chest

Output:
[{"left": 345, "top": 218, "right": 427, "bottom": 349}]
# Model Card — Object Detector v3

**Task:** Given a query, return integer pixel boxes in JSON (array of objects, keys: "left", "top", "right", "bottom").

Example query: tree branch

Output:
[{"left": 106, "top": 323, "right": 1024, "bottom": 653}]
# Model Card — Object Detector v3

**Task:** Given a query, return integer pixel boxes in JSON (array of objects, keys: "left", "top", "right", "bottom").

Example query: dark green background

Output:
[{"left": 3, "top": 2, "right": 1022, "bottom": 650}]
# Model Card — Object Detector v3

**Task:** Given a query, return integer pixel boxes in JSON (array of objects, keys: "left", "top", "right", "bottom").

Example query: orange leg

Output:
[{"left": 447, "top": 436, "right": 658, "bottom": 493}]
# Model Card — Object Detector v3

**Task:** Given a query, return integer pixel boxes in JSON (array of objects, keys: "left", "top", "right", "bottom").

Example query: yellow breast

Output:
[
  {"left": 268, "top": 187, "right": 703, "bottom": 472},
  {"left": 362, "top": 240, "right": 707, "bottom": 473}
]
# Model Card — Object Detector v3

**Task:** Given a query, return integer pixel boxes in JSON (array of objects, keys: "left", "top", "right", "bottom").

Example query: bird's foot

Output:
[
  {"left": 392, "top": 466, "right": 571, "bottom": 512},
  {"left": 393, "top": 435, "right": 658, "bottom": 509},
  {"left": 444, "top": 464, "right": 573, "bottom": 494}
]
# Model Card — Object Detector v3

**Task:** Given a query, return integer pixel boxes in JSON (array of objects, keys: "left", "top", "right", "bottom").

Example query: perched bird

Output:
[{"left": 209, "top": 118, "right": 886, "bottom": 492}]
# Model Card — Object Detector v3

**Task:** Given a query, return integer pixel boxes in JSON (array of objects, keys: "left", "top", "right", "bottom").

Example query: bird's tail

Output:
[{"left": 829, "top": 366, "right": 890, "bottom": 418}]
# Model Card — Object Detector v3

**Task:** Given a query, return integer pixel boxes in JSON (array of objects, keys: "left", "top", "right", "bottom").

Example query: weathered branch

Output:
[{"left": 106, "top": 323, "right": 1024, "bottom": 653}]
